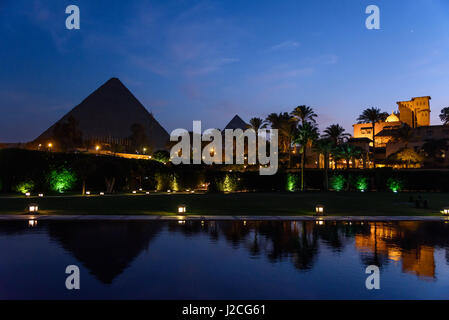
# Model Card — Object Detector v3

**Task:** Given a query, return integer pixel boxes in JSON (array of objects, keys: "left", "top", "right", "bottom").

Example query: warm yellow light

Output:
[
  {"left": 28, "top": 204, "right": 39, "bottom": 213},
  {"left": 28, "top": 219, "right": 37, "bottom": 227},
  {"left": 48, "top": 143, "right": 53, "bottom": 148},
  {"left": 441, "top": 208, "right": 449, "bottom": 215},
  {"left": 315, "top": 204, "right": 325, "bottom": 215},
  {"left": 100, "top": 192, "right": 104, "bottom": 195},
  {"left": 25, "top": 192, "right": 31, "bottom": 197},
  {"left": 145, "top": 191, "right": 150, "bottom": 194},
  {"left": 95, "top": 145, "right": 100, "bottom": 151},
  {"left": 38, "top": 193, "right": 44, "bottom": 197},
  {"left": 178, "top": 204, "right": 186, "bottom": 214},
  {"left": 85, "top": 191, "right": 91, "bottom": 195},
  {"left": 132, "top": 190, "right": 137, "bottom": 194}
]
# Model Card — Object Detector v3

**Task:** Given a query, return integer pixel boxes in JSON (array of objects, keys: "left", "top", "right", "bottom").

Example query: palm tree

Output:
[
  {"left": 266, "top": 112, "right": 296, "bottom": 166},
  {"left": 440, "top": 107, "right": 449, "bottom": 125},
  {"left": 247, "top": 117, "right": 267, "bottom": 132},
  {"left": 336, "top": 143, "right": 362, "bottom": 169},
  {"left": 247, "top": 117, "right": 267, "bottom": 160},
  {"left": 294, "top": 122, "right": 319, "bottom": 191},
  {"left": 357, "top": 107, "right": 389, "bottom": 167},
  {"left": 313, "top": 138, "right": 334, "bottom": 190},
  {"left": 323, "top": 124, "right": 351, "bottom": 144},
  {"left": 291, "top": 105, "right": 317, "bottom": 125}
]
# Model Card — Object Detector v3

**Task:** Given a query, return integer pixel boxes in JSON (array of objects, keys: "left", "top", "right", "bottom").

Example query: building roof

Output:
[
  {"left": 224, "top": 115, "right": 248, "bottom": 130},
  {"left": 34, "top": 78, "right": 170, "bottom": 150},
  {"left": 385, "top": 112, "right": 400, "bottom": 123}
]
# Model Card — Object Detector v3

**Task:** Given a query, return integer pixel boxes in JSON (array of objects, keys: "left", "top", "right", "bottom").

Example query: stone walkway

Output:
[{"left": 0, "top": 215, "right": 448, "bottom": 221}]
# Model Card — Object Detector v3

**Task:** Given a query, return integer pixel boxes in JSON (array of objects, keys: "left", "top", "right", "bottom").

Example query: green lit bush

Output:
[
  {"left": 14, "top": 180, "right": 35, "bottom": 194},
  {"left": 48, "top": 168, "right": 77, "bottom": 193},
  {"left": 386, "top": 177, "right": 403, "bottom": 193},
  {"left": 152, "top": 150, "right": 170, "bottom": 163},
  {"left": 286, "top": 173, "right": 299, "bottom": 192},
  {"left": 330, "top": 174, "right": 346, "bottom": 191},
  {"left": 155, "top": 172, "right": 170, "bottom": 191},
  {"left": 355, "top": 176, "right": 369, "bottom": 192}
]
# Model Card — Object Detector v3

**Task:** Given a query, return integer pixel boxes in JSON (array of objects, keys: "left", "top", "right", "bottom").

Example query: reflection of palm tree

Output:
[{"left": 293, "top": 221, "right": 319, "bottom": 270}]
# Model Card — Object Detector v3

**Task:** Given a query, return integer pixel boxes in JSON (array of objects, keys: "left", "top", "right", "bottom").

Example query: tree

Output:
[
  {"left": 313, "top": 138, "right": 334, "bottom": 190},
  {"left": 247, "top": 117, "right": 267, "bottom": 131},
  {"left": 73, "top": 156, "right": 97, "bottom": 195},
  {"left": 247, "top": 117, "right": 267, "bottom": 159},
  {"left": 152, "top": 150, "right": 170, "bottom": 163},
  {"left": 294, "top": 122, "right": 319, "bottom": 191},
  {"left": 323, "top": 124, "right": 350, "bottom": 145},
  {"left": 129, "top": 123, "right": 148, "bottom": 153},
  {"left": 440, "top": 107, "right": 449, "bottom": 125},
  {"left": 357, "top": 107, "right": 388, "bottom": 167},
  {"left": 390, "top": 148, "right": 423, "bottom": 168},
  {"left": 420, "top": 139, "right": 448, "bottom": 163},
  {"left": 52, "top": 115, "right": 83, "bottom": 151},
  {"left": 291, "top": 105, "right": 317, "bottom": 125},
  {"left": 335, "top": 143, "right": 362, "bottom": 169},
  {"left": 265, "top": 112, "right": 296, "bottom": 166}
]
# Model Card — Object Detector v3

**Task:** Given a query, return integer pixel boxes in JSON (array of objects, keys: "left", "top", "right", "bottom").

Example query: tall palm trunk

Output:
[
  {"left": 371, "top": 122, "right": 376, "bottom": 168},
  {"left": 324, "top": 152, "right": 329, "bottom": 190},
  {"left": 301, "top": 147, "right": 306, "bottom": 191}
]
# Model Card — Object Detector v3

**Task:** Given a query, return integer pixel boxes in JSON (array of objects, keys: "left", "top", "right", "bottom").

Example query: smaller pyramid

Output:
[{"left": 224, "top": 115, "right": 248, "bottom": 131}]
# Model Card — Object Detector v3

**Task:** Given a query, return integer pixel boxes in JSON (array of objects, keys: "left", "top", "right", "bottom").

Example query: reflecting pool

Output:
[{"left": 1, "top": 220, "right": 449, "bottom": 299}]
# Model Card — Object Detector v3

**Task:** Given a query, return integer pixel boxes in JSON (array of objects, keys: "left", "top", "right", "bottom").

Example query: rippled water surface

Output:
[{"left": 1, "top": 220, "right": 449, "bottom": 299}]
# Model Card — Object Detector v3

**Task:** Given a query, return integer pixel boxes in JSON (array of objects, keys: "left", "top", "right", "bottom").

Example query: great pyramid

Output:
[{"left": 35, "top": 78, "right": 169, "bottom": 150}]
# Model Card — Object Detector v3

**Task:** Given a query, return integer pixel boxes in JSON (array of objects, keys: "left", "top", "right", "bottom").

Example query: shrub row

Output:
[{"left": 0, "top": 149, "right": 448, "bottom": 193}]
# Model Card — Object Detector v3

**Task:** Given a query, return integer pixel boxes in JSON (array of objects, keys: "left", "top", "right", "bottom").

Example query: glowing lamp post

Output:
[
  {"left": 315, "top": 204, "right": 325, "bottom": 216},
  {"left": 178, "top": 204, "right": 186, "bottom": 214},
  {"left": 28, "top": 203, "right": 39, "bottom": 213}
]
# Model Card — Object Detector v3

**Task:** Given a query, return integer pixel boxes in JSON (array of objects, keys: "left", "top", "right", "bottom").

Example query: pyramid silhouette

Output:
[
  {"left": 224, "top": 115, "right": 248, "bottom": 130},
  {"left": 35, "top": 78, "right": 169, "bottom": 150}
]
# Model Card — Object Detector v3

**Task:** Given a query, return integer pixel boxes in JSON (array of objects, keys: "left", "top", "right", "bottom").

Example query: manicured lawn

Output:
[{"left": 0, "top": 191, "right": 447, "bottom": 216}]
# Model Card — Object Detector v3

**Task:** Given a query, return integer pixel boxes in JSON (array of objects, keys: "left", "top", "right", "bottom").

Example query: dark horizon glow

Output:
[{"left": 1, "top": 0, "right": 449, "bottom": 142}]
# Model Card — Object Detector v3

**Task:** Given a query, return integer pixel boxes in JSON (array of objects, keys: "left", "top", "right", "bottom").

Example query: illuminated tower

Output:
[{"left": 396, "top": 96, "right": 431, "bottom": 128}]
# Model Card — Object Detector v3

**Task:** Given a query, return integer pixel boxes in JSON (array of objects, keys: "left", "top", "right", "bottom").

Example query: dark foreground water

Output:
[{"left": 1, "top": 220, "right": 449, "bottom": 299}]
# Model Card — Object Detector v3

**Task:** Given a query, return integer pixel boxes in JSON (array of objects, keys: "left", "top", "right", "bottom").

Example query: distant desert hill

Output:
[{"left": 35, "top": 77, "right": 169, "bottom": 150}]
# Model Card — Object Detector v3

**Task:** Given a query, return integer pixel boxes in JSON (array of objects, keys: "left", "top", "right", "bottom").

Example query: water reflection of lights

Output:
[{"left": 28, "top": 219, "right": 37, "bottom": 227}]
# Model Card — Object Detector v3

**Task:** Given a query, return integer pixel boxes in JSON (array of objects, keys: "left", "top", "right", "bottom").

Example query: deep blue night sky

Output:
[{"left": 1, "top": 0, "right": 449, "bottom": 142}]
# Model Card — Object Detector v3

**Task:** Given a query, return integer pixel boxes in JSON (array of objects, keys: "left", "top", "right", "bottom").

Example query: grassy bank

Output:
[{"left": 0, "top": 192, "right": 447, "bottom": 216}]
